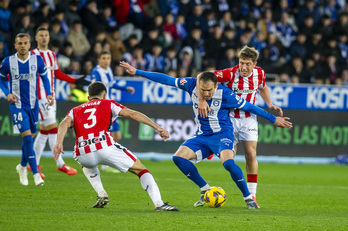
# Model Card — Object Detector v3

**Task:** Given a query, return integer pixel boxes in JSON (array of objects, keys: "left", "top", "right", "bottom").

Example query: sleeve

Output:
[
  {"left": 54, "top": 69, "right": 76, "bottom": 83},
  {"left": 240, "top": 101, "right": 276, "bottom": 123},
  {"left": 90, "top": 69, "right": 100, "bottom": 82},
  {"left": 38, "top": 57, "right": 52, "bottom": 96},
  {"left": 111, "top": 100, "right": 126, "bottom": 118},
  {"left": 0, "top": 57, "right": 9, "bottom": 79},
  {"left": 0, "top": 58, "right": 9, "bottom": 96},
  {"left": 214, "top": 68, "right": 233, "bottom": 82},
  {"left": 136, "top": 70, "right": 177, "bottom": 87},
  {"left": 0, "top": 77, "right": 9, "bottom": 96}
]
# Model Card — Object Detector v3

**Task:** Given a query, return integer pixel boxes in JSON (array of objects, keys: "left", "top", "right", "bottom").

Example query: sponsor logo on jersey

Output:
[
  {"left": 78, "top": 135, "right": 106, "bottom": 148},
  {"left": 248, "top": 128, "right": 258, "bottom": 132},
  {"left": 233, "top": 89, "right": 256, "bottom": 94}
]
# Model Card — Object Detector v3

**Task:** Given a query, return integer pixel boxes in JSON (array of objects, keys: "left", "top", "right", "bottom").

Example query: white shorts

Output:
[
  {"left": 231, "top": 116, "right": 258, "bottom": 145},
  {"left": 38, "top": 98, "right": 57, "bottom": 126},
  {"left": 74, "top": 143, "right": 138, "bottom": 173}
]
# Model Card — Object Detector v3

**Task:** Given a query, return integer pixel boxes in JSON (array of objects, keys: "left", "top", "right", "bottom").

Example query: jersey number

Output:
[
  {"left": 84, "top": 108, "right": 97, "bottom": 128},
  {"left": 13, "top": 112, "right": 23, "bottom": 123}
]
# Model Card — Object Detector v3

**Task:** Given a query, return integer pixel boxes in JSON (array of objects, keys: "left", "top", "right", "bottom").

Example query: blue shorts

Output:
[
  {"left": 110, "top": 118, "right": 120, "bottom": 133},
  {"left": 182, "top": 130, "right": 234, "bottom": 162},
  {"left": 9, "top": 105, "right": 39, "bottom": 134}
]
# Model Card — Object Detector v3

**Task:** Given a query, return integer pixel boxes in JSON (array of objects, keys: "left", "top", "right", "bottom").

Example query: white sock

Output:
[
  {"left": 200, "top": 184, "right": 210, "bottom": 193},
  {"left": 139, "top": 172, "right": 163, "bottom": 207},
  {"left": 82, "top": 167, "right": 107, "bottom": 196},
  {"left": 33, "top": 132, "right": 48, "bottom": 165},
  {"left": 48, "top": 133, "right": 65, "bottom": 168},
  {"left": 247, "top": 182, "right": 257, "bottom": 198}
]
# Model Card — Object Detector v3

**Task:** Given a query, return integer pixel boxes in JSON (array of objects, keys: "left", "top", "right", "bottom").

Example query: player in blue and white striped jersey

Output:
[
  {"left": 120, "top": 61, "right": 292, "bottom": 209},
  {"left": 0, "top": 33, "right": 54, "bottom": 186}
]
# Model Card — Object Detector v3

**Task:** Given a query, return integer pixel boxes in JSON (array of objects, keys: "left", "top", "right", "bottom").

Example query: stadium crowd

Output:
[{"left": 0, "top": 0, "right": 348, "bottom": 86}]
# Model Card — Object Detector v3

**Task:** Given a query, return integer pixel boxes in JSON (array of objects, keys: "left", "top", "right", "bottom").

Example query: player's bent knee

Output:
[{"left": 128, "top": 159, "right": 146, "bottom": 175}]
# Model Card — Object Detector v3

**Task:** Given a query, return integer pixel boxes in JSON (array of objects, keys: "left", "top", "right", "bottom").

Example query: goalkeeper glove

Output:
[{"left": 75, "top": 75, "right": 91, "bottom": 85}]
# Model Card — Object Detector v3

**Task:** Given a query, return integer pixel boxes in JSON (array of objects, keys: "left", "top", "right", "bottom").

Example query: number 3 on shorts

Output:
[
  {"left": 84, "top": 108, "right": 97, "bottom": 128},
  {"left": 13, "top": 112, "right": 23, "bottom": 123}
]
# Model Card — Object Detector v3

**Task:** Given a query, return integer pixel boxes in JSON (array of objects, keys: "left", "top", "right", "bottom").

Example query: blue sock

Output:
[
  {"left": 172, "top": 156, "right": 207, "bottom": 188},
  {"left": 223, "top": 159, "right": 250, "bottom": 197},
  {"left": 23, "top": 135, "right": 38, "bottom": 174},
  {"left": 20, "top": 144, "right": 27, "bottom": 167}
]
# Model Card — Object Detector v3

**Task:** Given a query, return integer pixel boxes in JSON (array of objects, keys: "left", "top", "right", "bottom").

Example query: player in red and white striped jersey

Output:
[
  {"left": 29, "top": 27, "right": 90, "bottom": 178},
  {"left": 52, "top": 81, "right": 179, "bottom": 211},
  {"left": 198, "top": 46, "right": 283, "bottom": 201}
]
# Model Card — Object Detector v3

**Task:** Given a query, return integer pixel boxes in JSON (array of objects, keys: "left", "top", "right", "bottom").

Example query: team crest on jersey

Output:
[
  {"left": 31, "top": 65, "right": 36, "bottom": 71},
  {"left": 212, "top": 100, "right": 220, "bottom": 106},
  {"left": 180, "top": 79, "right": 187, "bottom": 85},
  {"left": 216, "top": 71, "right": 223, "bottom": 78}
]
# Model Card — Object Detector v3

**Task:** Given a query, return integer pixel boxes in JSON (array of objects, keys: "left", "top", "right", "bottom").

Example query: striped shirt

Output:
[
  {"left": 0, "top": 53, "right": 50, "bottom": 110},
  {"left": 214, "top": 65, "right": 266, "bottom": 119},
  {"left": 31, "top": 49, "right": 58, "bottom": 99},
  {"left": 67, "top": 99, "right": 126, "bottom": 156}
]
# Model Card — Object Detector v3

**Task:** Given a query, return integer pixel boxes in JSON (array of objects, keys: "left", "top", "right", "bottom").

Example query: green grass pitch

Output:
[{"left": 1, "top": 156, "right": 347, "bottom": 231}]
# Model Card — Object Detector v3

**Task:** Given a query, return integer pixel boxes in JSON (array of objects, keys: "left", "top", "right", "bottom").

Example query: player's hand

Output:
[
  {"left": 75, "top": 75, "right": 91, "bottom": 85},
  {"left": 127, "top": 86, "right": 135, "bottom": 94},
  {"left": 52, "top": 143, "right": 64, "bottom": 160},
  {"left": 269, "top": 105, "right": 283, "bottom": 117},
  {"left": 119, "top": 61, "right": 137, "bottom": 75},
  {"left": 198, "top": 100, "right": 210, "bottom": 118},
  {"left": 7, "top": 93, "right": 18, "bottom": 103},
  {"left": 157, "top": 128, "right": 169, "bottom": 141},
  {"left": 47, "top": 95, "right": 54, "bottom": 106},
  {"left": 274, "top": 117, "right": 292, "bottom": 128}
]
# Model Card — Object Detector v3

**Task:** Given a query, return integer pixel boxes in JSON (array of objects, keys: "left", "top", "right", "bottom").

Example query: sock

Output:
[
  {"left": 138, "top": 169, "right": 163, "bottom": 207},
  {"left": 82, "top": 167, "right": 106, "bottom": 196},
  {"left": 247, "top": 174, "right": 258, "bottom": 197},
  {"left": 172, "top": 156, "right": 207, "bottom": 188},
  {"left": 48, "top": 128, "right": 65, "bottom": 168},
  {"left": 33, "top": 130, "right": 48, "bottom": 165},
  {"left": 223, "top": 159, "right": 250, "bottom": 197},
  {"left": 23, "top": 135, "right": 38, "bottom": 174},
  {"left": 20, "top": 144, "right": 27, "bottom": 167}
]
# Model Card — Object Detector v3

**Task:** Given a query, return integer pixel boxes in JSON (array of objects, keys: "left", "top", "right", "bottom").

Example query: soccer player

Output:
[
  {"left": 198, "top": 45, "right": 283, "bottom": 201},
  {"left": 120, "top": 61, "right": 292, "bottom": 209},
  {"left": 90, "top": 51, "right": 135, "bottom": 142},
  {"left": 90, "top": 51, "right": 135, "bottom": 173},
  {"left": 0, "top": 33, "right": 54, "bottom": 186},
  {"left": 30, "top": 27, "right": 90, "bottom": 178},
  {"left": 52, "top": 81, "right": 179, "bottom": 211}
]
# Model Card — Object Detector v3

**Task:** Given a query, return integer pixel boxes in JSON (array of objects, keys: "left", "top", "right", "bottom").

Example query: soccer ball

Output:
[{"left": 204, "top": 186, "right": 226, "bottom": 208}]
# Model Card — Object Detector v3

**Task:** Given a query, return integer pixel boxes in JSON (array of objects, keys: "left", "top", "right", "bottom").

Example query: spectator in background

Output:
[
  {"left": 217, "top": 46, "right": 238, "bottom": 70},
  {"left": 323, "top": 36, "right": 343, "bottom": 65},
  {"left": 0, "top": 36, "right": 9, "bottom": 62},
  {"left": 205, "top": 9, "right": 217, "bottom": 30},
  {"left": 300, "top": 15, "right": 315, "bottom": 38},
  {"left": 0, "top": 0, "right": 13, "bottom": 42},
  {"left": 141, "top": 26, "right": 166, "bottom": 53},
  {"left": 124, "top": 34, "right": 140, "bottom": 53},
  {"left": 276, "top": 11, "right": 297, "bottom": 48},
  {"left": 205, "top": 24, "right": 223, "bottom": 65},
  {"left": 80, "top": 0, "right": 106, "bottom": 39},
  {"left": 52, "top": 9, "right": 69, "bottom": 37},
  {"left": 144, "top": 42, "right": 165, "bottom": 72},
  {"left": 101, "top": 4, "right": 118, "bottom": 32},
  {"left": 296, "top": 0, "right": 321, "bottom": 28},
  {"left": 81, "top": 59, "right": 94, "bottom": 75},
  {"left": 163, "top": 13, "right": 180, "bottom": 42},
  {"left": 337, "top": 30, "right": 348, "bottom": 65},
  {"left": 341, "top": 68, "right": 348, "bottom": 86},
  {"left": 64, "top": 0, "right": 81, "bottom": 27},
  {"left": 178, "top": 46, "right": 193, "bottom": 76},
  {"left": 290, "top": 31, "right": 307, "bottom": 59},
  {"left": 49, "top": 19, "right": 65, "bottom": 48},
  {"left": 66, "top": 20, "right": 91, "bottom": 59},
  {"left": 220, "top": 27, "right": 237, "bottom": 49},
  {"left": 164, "top": 45, "right": 178, "bottom": 72},
  {"left": 32, "top": 2, "right": 52, "bottom": 27},
  {"left": 159, "top": 0, "right": 180, "bottom": 19},
  {"left": 11, "top": 13, "right": 34, "bottom": 52},
  {"left": 183, "top": 26, "right": 205, "bottom": 71},
  {"left": 323, "top": 0, "right": 341, "bottom": 22},
  {"left": 112, "top": 0, "right": 152, "bottom": 28},
  {"left": 302, "top": 56, "right": 318, "bottom": 84},
  {"left": 318, "top": 14, "right": 334, "bottom": 41},
  {"left": 186, "top": 4, "right": 209, "bottom": 38},
  {"left": 87, "top": 42, "right": 103, "bottom": 65},
  {"left": 257, "top": 7, "right": 276, "bottom": 39},
  {"left": 106, "top": 27, "right": 127, "bottom": 63},
  {"left": 122, "top": 44, "right": 146, "bottom": 70},
  {"left": 175, "top": 14, "right": 188, "bottom": 40},
  {"left": 307, "top": 29, "right": 324, "bottom": 55},
  {"left": 334, "top": 12, "right": 348, "bottom": 34},
  {"left": 322, "top": 54, "right": 341, "bottom": 84},
  {"left": 68, "top": 59, "right": 81, "bottom": 75},
  {"left": 287, "top": 55, "right": 306, "bottom": 83}
]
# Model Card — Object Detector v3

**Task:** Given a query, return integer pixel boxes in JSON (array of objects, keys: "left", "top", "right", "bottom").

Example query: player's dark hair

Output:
[
  {"left": 98, "top": 50, "right": 111, "bottom": 58},
  {"left": 88, "top": 81, "right": 107, "bottom": 97},
  {"left": 199, "top": 72, "right": 217, "bottom": 85},
  {"left": 36, "top": 26, "right": 49, "bottom": 34},
  {"left": 15, "top": 33, "right": 30, "bottom": 41}
]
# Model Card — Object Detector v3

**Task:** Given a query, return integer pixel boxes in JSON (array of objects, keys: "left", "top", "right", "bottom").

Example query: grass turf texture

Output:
[{"left": 1, "top": 156, "right": 347, "bottom": 231}]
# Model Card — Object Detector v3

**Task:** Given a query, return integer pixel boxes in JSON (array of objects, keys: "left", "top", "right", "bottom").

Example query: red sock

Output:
[{"left": 247, "top": 174, "right": 258, "bottom": 183}]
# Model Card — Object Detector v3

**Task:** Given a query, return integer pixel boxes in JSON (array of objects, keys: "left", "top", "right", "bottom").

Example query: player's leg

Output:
[
  {"left": 220, "top": 150, "right": 259, "bottom": 209},
  {"left": 242, "top": 141, "right": 258, "bottom": 198},
  {"left": 128, "top": 159, "right": 179, "bottom": 211},
  {"left": 101, "top": 121, "right": 121, "bottom": 173},
  {"left": 77, "top": 151, "right": 108, "bottom": 208},
  {"left": 33, "top": 125, "right": 48, "bottom": 165},
  {"left": 172, "top": 144, "right": 211, "bottom": 207}
]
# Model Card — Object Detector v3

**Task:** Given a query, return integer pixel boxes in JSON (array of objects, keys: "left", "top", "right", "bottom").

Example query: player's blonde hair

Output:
[{"left": 238, "top": 45, "right": 259, "bottom": 63}]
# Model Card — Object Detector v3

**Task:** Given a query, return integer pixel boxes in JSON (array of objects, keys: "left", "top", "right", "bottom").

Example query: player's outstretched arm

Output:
[
  {"left": 119, "top": 108, "right": 169, "bottom": 141},
  {"left": 53, "top": 116, "right": 73, "bottom": 160},
  {"left": 120, "top": 61, "right": 176, "bottom": 87}
]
